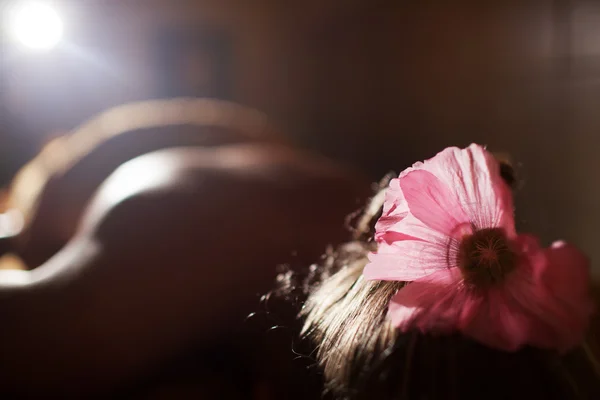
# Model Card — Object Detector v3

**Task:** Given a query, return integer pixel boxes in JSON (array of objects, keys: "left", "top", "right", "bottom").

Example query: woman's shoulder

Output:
[{"left": 81, "top": 143, "right": 371, "bottom": 239}]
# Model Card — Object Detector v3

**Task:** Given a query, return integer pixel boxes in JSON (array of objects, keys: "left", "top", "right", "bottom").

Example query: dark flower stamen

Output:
[{"left": 457, "top": 228, "right": 516, "bottom": 287}]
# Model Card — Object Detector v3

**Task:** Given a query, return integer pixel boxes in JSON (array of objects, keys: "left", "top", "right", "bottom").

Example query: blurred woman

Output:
[
  {"left": 1, "top": 98, "right": 283, "bottom": 268},
  {"left": 0, "top": 99, "right": 370, "bottom": 398}
]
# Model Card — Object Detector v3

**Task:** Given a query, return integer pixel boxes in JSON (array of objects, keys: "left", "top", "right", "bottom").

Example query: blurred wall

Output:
[
  {"left": 2, "top": 0, "right": 599, "bottom": 270},
  {"left": 303, "top": 1, "right": 563, "bottom": 236},
  {"left": 0, "top": 0, "right": 301, "bottom": 182},
  {"left": 2, "top": 0, "right": 291, "bottom": 134},
  {"left": 281, "top": 0, "right": 600, "bottom": 272},
  {"left": 568, "top": 1, "right": 600, "bottom": 273}
]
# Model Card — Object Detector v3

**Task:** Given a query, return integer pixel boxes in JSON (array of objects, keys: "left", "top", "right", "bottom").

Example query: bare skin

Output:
[
  {"left": 5, "top": 98, "right": 283, "bottom": 269},
  {"left": 0, "top": 143, "right": 371, "bottom": 398}
]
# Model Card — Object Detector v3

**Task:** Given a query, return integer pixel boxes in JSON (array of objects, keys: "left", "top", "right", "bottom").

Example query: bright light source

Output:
[{"left": 7, "top": 2, "right": 64, "bottom": 51}]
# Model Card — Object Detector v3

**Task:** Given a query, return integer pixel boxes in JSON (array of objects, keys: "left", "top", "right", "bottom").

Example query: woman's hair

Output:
[{"left": 277, "top": 159, "right": 600, "bottom": 400}]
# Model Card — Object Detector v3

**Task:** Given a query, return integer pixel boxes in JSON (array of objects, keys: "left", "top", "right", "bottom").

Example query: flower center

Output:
[{"left": 456, "top": 228, "right": 516, "bottom": 287}]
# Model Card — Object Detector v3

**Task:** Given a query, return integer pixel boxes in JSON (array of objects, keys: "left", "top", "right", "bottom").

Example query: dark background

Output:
[{"left": 0, "top": 0, "right": 598, "bottom": 271}]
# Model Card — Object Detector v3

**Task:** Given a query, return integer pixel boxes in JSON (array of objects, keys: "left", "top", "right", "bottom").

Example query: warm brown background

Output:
[{"left": 1, "top": 0, "right": 598, "bottom": 272}]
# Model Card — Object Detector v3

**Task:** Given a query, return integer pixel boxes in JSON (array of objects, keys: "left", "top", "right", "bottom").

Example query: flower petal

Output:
[
  {"left": 389, "top": 266, "right": 533, "bottom": 351},
  {"left": 482, "top": 236, "right": 593, "bottom": 352},
  {"left": 375, "top": 214, "right": 454, "bottom": 246},
  {"left": 381, "top": 178, "right": 408, "bottom": 216},
  {"left": 535, "top": 241, "right": 593, "bottom": 350},
  {"left": 400, "top": 170, "right": 470, "bottom": 238},
  {"left": 364, "top": 239, "right": 449, "bottom": 281},
  {"left": 374, "top": 178, "right": 412, "bottom": 242},
  {"left": 387, "top": 268, "right": 466, "bottom": 332},
  {"left": 542, "top": 241, "right": 591, "bottom": 309},
  {"left": 381, "top": 234, "right": 593, "bottom": 352},
  {"left": 460, "top": 284, "right": 532, "bottom": 351},
  {"left": 419, "top": 144, "right": 515, "bottom": 236}
]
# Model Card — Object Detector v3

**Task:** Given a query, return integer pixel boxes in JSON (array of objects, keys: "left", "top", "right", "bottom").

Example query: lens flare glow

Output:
[{"left": 7, "top": 2, "right": 63, "bottom": 51}]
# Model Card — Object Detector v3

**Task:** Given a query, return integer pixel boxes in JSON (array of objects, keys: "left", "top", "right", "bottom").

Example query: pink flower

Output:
[{"left": 364, "top": 144, "right": 593, "bottom": 352}]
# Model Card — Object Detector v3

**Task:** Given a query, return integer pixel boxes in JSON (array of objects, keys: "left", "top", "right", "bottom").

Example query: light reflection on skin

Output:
[
  {"left": 0, "top": 143, "right": 371, "bottom": 397},
  {"left": 0, "top": 209, "right": 24, "bottom": 239},
  {"left": 0, "top": 268, "right": 31, "bottom": 286},
  {"left": 0, "top": 142, "right": 347, "bottom": 289}
]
